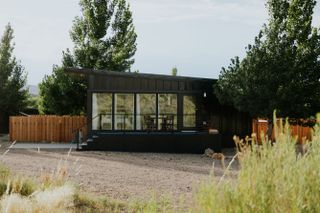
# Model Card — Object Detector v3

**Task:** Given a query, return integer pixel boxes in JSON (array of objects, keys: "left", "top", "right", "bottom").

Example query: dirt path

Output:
[{"left": 0, "top": 135, "right": 238, "bottom": 202}]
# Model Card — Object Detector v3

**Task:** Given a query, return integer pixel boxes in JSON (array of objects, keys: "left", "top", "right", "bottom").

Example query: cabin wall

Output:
[
  {"left": 88, "top": 75, "right": 206, "bottom": 93},
  {"left": 87, "top": 75, "right": 214, "bottom": 132},
  {"left": 209, "top": 105, "right": 252, "bottom": 148},
  {"left": 198, "top": 86, "right": 252, "bottom": 148},
  {"left": 87, "top": 74, "right": 252, "bottom": 148}
]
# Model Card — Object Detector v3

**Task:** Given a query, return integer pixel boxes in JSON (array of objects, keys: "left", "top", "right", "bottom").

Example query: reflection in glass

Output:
[
  {"left": 136, "top": 94, "right": 156, "bottom": 130},
  {"left": 92, "top": 93, "right": 112, "bottom": 130},
  {"left": 183, "top": 96, "right": 196, "bottom": 127},
  {"left": 158, "top": 94, "right": 177, "bottom": 130},
  {"left": 115, "top": 94, "right": 134, "bottom": 130}
]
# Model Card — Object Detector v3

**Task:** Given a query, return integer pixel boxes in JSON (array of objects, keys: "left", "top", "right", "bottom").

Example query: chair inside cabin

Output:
[{"left": 144, "top": 115, "right": 156, "bottom": 131}]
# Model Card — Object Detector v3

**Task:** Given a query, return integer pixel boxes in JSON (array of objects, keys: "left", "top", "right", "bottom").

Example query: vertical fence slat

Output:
[{"left": 253, "top": 119, "right": 313, "bottom": 144}]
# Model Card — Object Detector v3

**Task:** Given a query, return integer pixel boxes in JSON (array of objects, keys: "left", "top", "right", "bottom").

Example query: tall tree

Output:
[
  {"left": 70, "top": 0, "right": 137, "bottom": 70},
  {"left": 39, "top": 0, "right": 137, "bottom": 115},
  {"left": 216, "top": 0, "right": 320, "bottom": 119},
  {"left": 0, "top": 24, "right": 28, "bottom": 132}
]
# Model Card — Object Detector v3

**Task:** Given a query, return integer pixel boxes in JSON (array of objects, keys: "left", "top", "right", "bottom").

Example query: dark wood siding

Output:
[
  {"left": 89, "top": 74, "right": 210, "bottom": 93},
  {"left": 86, "top": 72, "right": 252, "bottom": 148}
]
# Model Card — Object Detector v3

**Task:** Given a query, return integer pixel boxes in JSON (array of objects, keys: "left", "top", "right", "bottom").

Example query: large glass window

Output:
[
  {"left": 158, "top": 94, "right": 177, "bottom": 130},
  {"left": 183, "top": 95, "right": 196, "bottom": 128},
  {"left": 136, "top": 94, "right": 157, "bottom": 130},
  {"left": 93, "top": 92, "right": 193, "bottom": 131},
  {"left": 115, "top": 94, "right": 134, "bottom": 130},
  {"left": 92, "top": 93, "right": 112, "bottom": 130}
]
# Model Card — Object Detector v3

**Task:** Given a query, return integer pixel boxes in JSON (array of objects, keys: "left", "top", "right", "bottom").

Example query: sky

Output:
[{"left": 0, "top": 0, "right": 319, "bottom": 85}]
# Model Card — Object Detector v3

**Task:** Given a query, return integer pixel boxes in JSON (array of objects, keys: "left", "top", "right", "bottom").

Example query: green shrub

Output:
[{"left": 194, "top": 114, "right": 320, "bottom": 213}]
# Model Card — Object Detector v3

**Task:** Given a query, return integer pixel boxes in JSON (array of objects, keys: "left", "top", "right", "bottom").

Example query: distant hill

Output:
[{"left": 28, "top": 85, "right": 39, "bottom": 96}]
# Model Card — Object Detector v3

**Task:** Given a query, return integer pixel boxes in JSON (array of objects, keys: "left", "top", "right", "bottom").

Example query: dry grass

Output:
[
  {"left": 2, "top": 113, "right": 319, "bottom": 212},
  {"left": 0, "top": 147, "right": 125, "bottom": 213},
  {"left": 133, "top": 113, "right": 320, "bottom": 212},
  {"left": 193, "top": 113, "right": 320, "bottom": 213}
]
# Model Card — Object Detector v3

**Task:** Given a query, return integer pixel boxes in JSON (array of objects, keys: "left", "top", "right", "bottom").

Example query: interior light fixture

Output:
[{"left": 203, "top": 92, "right": 207, "bottom": 98}]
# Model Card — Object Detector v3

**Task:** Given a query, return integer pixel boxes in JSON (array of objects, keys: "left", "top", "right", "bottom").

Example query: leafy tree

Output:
[
  {"left": 39, "top": 66, "right": 86, "bottom": 115},
  {"left": 38, "top": 49, "right": 86, "bottom": 115},
  {"left": 39, "top": 0, "right": 137, "bottom": 115},
  {"left": 0, "top": 24, "right": 28, "bottom": 132},
  {"left": 27, "top": 96, "right": 40, "bottom": 110},
  {"left": 216, "top": 0, "right": 320, "bottom": 119},
  {"left": 70, "top": 0, "right": 137, "bottom": 70}
]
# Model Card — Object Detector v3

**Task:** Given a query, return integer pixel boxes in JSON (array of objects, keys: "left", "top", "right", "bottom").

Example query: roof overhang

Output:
[{"left": 64, "top": 67, "right": 216, "bottom": 82}]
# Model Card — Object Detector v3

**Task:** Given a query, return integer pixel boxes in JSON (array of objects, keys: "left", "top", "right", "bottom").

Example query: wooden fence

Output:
[
  {"left": 252, "top": 119, "right": 313, "bottom": 143},
  {"left": 9, "top": 115, "right": 87, "bottom": 143}
]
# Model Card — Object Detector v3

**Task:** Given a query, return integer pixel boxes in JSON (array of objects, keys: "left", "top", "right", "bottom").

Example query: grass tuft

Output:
[
  {"left": 73, "top": 192, "right": 126, "bottom": 212},
  {"left": 193, "top": 113, "right": 320, "bottom": 213},
  {"left": 129, "top": 195, "right": 173, "bottom": 213}
]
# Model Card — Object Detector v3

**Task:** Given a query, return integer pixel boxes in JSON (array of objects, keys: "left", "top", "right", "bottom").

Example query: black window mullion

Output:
[
  {"left": 112, "top": 93, "right": 115, "bottom": 131},
  {"left": 156, "top": 93, "right": 159, "bottom": 131},
  {"left": 134, "top": 93, "right": 137, "bottom": 130},
  {"left": 178, "top": 94, "right": 183, "bottom": 131}
]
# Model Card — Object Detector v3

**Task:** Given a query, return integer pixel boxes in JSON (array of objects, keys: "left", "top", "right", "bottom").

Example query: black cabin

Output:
[{"left": 66, "top": 68, "right": 252, "bottom": 153}]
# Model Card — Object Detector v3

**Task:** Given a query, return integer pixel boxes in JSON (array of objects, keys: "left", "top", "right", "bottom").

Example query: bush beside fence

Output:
[{"left": 9, "top": 115, "right": 87, "bottom": 143}]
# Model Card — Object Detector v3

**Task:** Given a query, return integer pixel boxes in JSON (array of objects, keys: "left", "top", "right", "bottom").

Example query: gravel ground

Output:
[{"left": 0, "top": 134, "right": 238, "bottom": 202}]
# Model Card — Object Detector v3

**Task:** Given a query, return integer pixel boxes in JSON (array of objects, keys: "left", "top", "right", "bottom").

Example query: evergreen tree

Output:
[
  {"left": 39, "top": 0, "right": 137, "bottom": 115},
  {"left": 216, "top": 0, "right": 320, "bottom": 119},
  {"left": 0, "top": 24, "right": 28, "bottom": 132}
]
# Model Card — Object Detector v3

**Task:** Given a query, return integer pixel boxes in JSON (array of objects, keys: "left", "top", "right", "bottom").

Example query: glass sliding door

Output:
[
  {"left": 183, "top": 95, "right": 196, "bottom": 128},
  {"left": 115, "top": 93, "right": 134, "bottom": 130},
  {"left": 136, "top": 94, "right": 156, "bottom": 130},
  {"left": 158, "top": 94, "right": 177, "bottom": 130},
  {"left": 92, "top": 93, "right": 112, "bottom": 130}
]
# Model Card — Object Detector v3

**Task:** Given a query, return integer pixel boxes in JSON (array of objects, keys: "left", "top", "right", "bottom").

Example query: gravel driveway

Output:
[{"left": 0, "top": 135, "right": 238, "bottom": 202}]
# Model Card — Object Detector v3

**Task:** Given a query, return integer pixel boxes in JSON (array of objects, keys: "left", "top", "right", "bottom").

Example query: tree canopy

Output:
[
  {"left": 39, "top": 0, "right": 137, "bottom": 115},
  {"left": 69, "top": 0, "right": 137, "bottom": 70},
  {"left": 0, "top": 23, "right": 28, "bottom": 116},
  {"left": 0, "top": 24, "right": 28, "bottom": 132},
  {"left": 215, "top": 0, "right": 320, "bottom": 119}
]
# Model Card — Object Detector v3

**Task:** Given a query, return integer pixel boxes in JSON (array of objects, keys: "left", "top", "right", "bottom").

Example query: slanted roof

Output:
[{"left": 64, "top": 67, "right": 216, "bottom": 82}]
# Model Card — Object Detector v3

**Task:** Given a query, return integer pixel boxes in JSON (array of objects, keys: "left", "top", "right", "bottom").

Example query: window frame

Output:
[
  {"left": 91, "top": 91, "right": 198, "bottom": 132},
  {"left": 182, "top": 95, "right": 197, "bottom": 129},
  {"left": 91, "top": 92, "right": 113, "bottom": 131}
]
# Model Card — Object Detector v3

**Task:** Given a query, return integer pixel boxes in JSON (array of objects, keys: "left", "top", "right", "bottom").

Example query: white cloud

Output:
[{"left": 130, "top": 0, "right": 267, "bottom": 25}]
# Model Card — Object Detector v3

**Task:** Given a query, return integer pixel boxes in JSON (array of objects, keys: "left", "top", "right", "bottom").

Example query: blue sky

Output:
[{"left": 0, "top": 0, "right": 319, "bottom": 85}]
